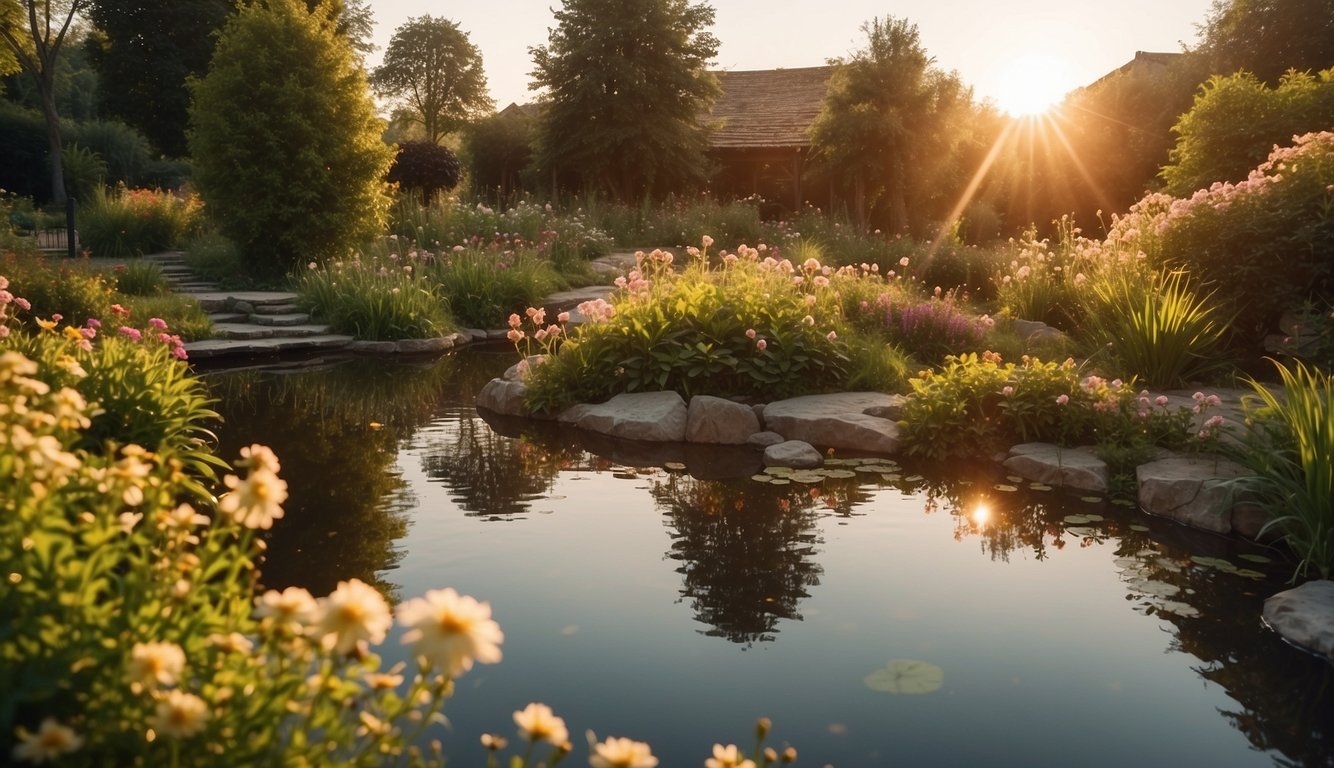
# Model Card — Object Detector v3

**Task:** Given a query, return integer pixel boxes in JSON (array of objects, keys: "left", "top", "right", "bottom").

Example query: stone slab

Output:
[
  {"left": 686, "top": 395, "right": 761, "bottom": 444},
  {"left": 1004, "top": 443, "right": 1109, "bottom": 493},
  {"left": 1263, "top": 580, "right": 1334, "bottom": 660},
  {"left": 763, "top": 440, "right": 823, "bottom": 468},
  {"left": 250, "top": 313, "right": 312, "bottom": 327},
  {"left": 1136, "top": 455, "right": 1250, "bottom": 534},
  {"left": 561, "top": 391, "right": 688, "bottom": 442},
  {"left": 182, "top": 334, "right": 353, "bottom": 359},
  {"left": 761, "top": 392, "right": 903, "bottom": 454}
]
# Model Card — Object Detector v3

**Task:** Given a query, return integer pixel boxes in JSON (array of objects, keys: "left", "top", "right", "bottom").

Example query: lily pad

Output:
[
  {"left": 904, "top": 475, "right": 925, "bottom": 483},
  {"left": 1080, "top": 496, "right": 1104, "bottom": 503},
  {"left": 750, "top": 475, "right": 772, "bottom": 483},
  {"left": 1238, "top": 553, "right": 1272, "bottom": 564},
  {"left": 1006, "top": 475, "right": 1025, "bottom": 483},
  {"left": 1129, "top": 524, "right": 1151, "bottom": 533},
  {"left": 1065, "top": 526, "right": 1099, "bottom": 538},
  {"left": 1155, "top": 600, "right": 1200, "bottom": 618},
  {"left": 880, "top": 473, "right": 902, "bottom": 481},
  {"left": 1130, "top": 579, "right": 1180, "bottom": 598},
  {"left": 1029, "top": 483, "right": 1052, "bottom": 491},
  {"left": 1236, "top": 569, "right": 1266, "bottom": 579},
  {"left": 768, "top": 479, "right": 791, "bottom": 486},
  {"left": 765, "top": 467, "right": 794, "bottom": 476},
  {"left": 863, "top": 659, "right": 944, "bottom": 695},
  {"left": 825, "top": 469, "right": 857, "bottom": 479},
  {"left": 993, "top": 484, "right": 1018, "bottom": 492},
  {"left": 825, "top": 458, "right": 859, "bottom": 466},
  {"left": 1064, "top": 514, "right": 1094, "bottom": 524},
  {"left": 1190, "top": 556, "right": 1238, "bottom": 573},
  {"left": 856, "top": 465, "right": 891, "bottom": 474},
  {"left": 1111, "top": 499, "right": 1137, "bottom": 508}
]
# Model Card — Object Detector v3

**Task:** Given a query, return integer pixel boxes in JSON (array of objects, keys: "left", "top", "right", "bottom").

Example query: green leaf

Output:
[{"left": 864, "top": 659, "right": 945, "bottom": 694}]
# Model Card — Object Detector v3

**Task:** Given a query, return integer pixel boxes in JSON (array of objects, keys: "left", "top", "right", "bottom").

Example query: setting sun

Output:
[{"left": 994, "top": 51, "right": 1076, "bottom": 116}]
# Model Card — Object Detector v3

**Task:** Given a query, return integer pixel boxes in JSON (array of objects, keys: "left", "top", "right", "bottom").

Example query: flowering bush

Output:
[
  {"left": 296, "top": 249, "right": 452, "bottom": 341},
  {"left": 850, "top": 289, "right": 988, "bottom": 364},
  {"left": 521, "top": 241, "right": 853, "bottom": 412},
  {"left": 1111, "top": 131, "right": 1334, "bottom": 340},
  {"left": 393, "top": 197, "right": 614, "bottom": 271},
  {"left": 79, "top": 186, "right": 203, "bottom": 259}
]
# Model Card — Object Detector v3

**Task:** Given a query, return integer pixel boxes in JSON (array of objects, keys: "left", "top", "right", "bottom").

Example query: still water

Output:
[{"left": 204, "top": 349, "right": 1332, "bottom": 768}]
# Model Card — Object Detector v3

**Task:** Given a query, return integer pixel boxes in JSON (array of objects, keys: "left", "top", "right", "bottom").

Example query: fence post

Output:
[{"left": 65, "top": 196, "right": 76, "bottom": 259}]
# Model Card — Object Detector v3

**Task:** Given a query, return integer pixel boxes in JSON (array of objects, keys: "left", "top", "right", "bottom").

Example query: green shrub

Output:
[
  {"left": 426, "top": 248, "right": 561, "bottom": 329},
  {"left": 0, "top": 253, "right": 115, "bottom": 326},
  {"left": 296, "top": 253, "right": 452, "bottom": 341},
  {"left": 189, "top": 0, "right": 392, "bottom": 278},
  {"left": 118, "top": 294, "right": 213, "bottom": 342},
  {"left": 69, "top": 119, "right": 155, "bottom": 186},
  {"left": 60, "top": 144, "right": 107, "bottom": 202},
  {"left": 80, "top": 187, "right": 202, "bottom": 259},
  {"left": 1113, "top": 131, "right": 1334, "bottom": 340},
  {"left": 111, "top": 259, "right": 168, "bottom": 296},
  {"left": 183, "top": 232, "right": 246, "bottom": 286},
  {"left": 1077, "top": 268, "right": 1232, "bottom": 387},
  {"left": 1229, "top": 360, "right": 1334, "bottom": 579},
  {"left": 522, "top": 244, "right": 850, "bottom": 413},
  {"left": 387, "top": 141, "right": 461, "bottom": 204}
]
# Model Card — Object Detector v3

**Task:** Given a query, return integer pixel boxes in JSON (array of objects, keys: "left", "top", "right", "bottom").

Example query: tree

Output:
[
  {"left": 463, "top": 109, "right": 534, "bottom": 201},
  {"left": 386, "top": 140, "right": 461, "bottom": 204},
  {"left": 529, "top": 0, "right": 719, "bottom": 200},
  {"left": 189, "top": 0, "right": 391, "bottom": 278},
  {"left": 370, "top": 16, "right": 491, "bottom": 144},
  {"left": 1196, "top": 0, "right": 1334, "bottom": 84},
  {"left": 1160, "top": 68, "right": 1334, "bottom": 195},
  {"left": 808, "top": 16, "right": 970, "bottom": 232},
  {"left": 85, "top": 0, "right": 234, "bottom": 158},
  {"left": 1, "top": 0, "right": 91, "bottom": 204}
]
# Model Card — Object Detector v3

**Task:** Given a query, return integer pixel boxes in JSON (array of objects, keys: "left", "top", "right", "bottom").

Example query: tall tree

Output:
[
  {"left": 529, "top": 0, "right": 719, "bottom": 200},
  {"left": 808, "top": 17, "right": 962, "bottom": 232},
  {"left": 370, "top": 15, "right": 490, "bottom": 144},
  {"left": 86, "top": 0, "right": 234, "bottom": 157},
  {"left": 189, "top": 0, "right": 391, "bottom": 277},
  {"left": 1, "top": 0, "right": 90, "bottom": 203},
  {"left": 1197, "top": 0, "right": 1334, "bottom": 84}
]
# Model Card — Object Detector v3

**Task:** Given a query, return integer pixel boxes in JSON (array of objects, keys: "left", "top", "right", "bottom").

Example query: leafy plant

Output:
[
  {"left": 0, "top": 252, "right": 115, "bottom": 326},
  {"left": 387, "top": 142, "right": 462, "bottom": 204},
  {"left": 296, "top": 253, "right": 452, "bottom": 342},
  {"left": 1078, "top": 268, "right": 1231, "bottom": 387},
  {"left": 1228, "top": 360, "right": 1334, "bottom": 579},
  {"left": 111, "top": 259, "right": 167, "bottom": 296},
  {"left": 80, "top": 186, "right": 202, "bottom": 259}
]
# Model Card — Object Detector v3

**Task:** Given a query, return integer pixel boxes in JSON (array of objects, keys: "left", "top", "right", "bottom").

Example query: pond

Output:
[{"left": 203, "top": 349, "right": 1333, "bottom": 768}]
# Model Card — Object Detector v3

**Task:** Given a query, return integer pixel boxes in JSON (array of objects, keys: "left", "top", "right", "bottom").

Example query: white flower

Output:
[
  {"left": 217, "top": 468, "right": 287, "bottom": 530},
  {"left": 590, "top": 736, "right": 658, "bottom": 768},
  {"left": 151, "top": 690, "right": 210, "bottom": 738},
  {"left": 126, "top": 641, "right": 186, "bottom": 689},
  {"left": 706, "top": 743, "right": 756, "bottom": 768},
  {"left": 11, "top": 718, "right": 83, "bottom": 763},
  {"left": 313, "top": 579, "right": 392, "bottom": 654},
  {"left": 513, "top": 702, "right": 568, "bottom": 745},
  {"left": 397, "top": 588, "right": 503, "bottom": 676}
]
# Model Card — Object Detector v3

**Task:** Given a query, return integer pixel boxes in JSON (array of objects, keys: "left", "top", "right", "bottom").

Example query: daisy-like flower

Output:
[
  {"left": 513, "top": 702, "right": 568, "bottom": 746},
  {"left": 312, "top": 579, "right": 392, "bottom": 654},
  {"left": 238, "top": 443, "right": 281, "bottom": 475},
  {"left": 151, "top": 690, "right": 210, "bottom": 738},
  {"left": 706, "top": 743, "right": 756, "bottom": 768},
  {"left": 126, "top": 641, "right": 186, "bottom": 689},
  {"left": 590, "top": 736, "right": 658, "bottom": 768},
  {"left": 397, "top": 588, "right": 503, "bottom": 676},
  {"left": 11, "top": 718, "right": 83, "bottom": 763},
  {"left": 217, "top": 466, "right": 287, "bottom": 530},
  {"left": 256, "top": 585, "right": 318, "bottom": 630}
]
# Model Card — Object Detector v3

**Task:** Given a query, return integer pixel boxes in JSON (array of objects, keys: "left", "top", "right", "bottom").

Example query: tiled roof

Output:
[{"left": 708, "top": 66, "right": 834, "bottom": 149}]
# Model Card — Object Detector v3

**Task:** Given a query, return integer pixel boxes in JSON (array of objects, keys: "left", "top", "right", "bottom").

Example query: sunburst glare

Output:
[{"left": 994, "top": 51, "right": 1075, "bottom": 116}]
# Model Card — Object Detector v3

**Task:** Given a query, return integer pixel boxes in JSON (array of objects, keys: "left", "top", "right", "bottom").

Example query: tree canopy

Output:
[
  {"left": 529, "top": 0, "right": 719, "bottom": 200},
  {"left": 370, "top": 15, "right": 490, "bottom": 144},
  {"left": 1196, "top": 0, "right": 1334, "bottom": 84},
  {"left": 189, "top": 0, "right": 391, "bottom": 277},
  {"left": 808, "top": 16, "right": 979, "bottom": 233},
  {"left": 1161, "top": 67, "right": 1334, "bottom": 195}
]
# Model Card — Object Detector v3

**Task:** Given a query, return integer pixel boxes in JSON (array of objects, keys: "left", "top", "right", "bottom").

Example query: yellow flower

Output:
[
  {"left": 126, "top": 641, "right": 186, "bottom": 690},
  {"left": 151, "top": 690, "right": 210, "bottom": 738},
  {"left": 706, "top": 743, "right": 756, "bottom": 768},
  {"left": 11, "top": 718, "right": 83, "bottom": 763},
  {"left": 589, "top": 736, "right": 658, "bottom": 768},
  {"left": 312, "top": 579, "right": 392, "bottom": 654},
  {"left": 396, "top": 587, "right": 503, "bottom": 677},
  {"left": 513, "top": 702, "right": 568, "bottom": 746}
]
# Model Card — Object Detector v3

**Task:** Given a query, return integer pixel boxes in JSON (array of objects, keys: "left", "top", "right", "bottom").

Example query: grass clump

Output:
[
  {"left": 295, "top": 252, "right": 451, "bottom": 342},
  {"left": 79, "top": 186, "right": 202, "bottom": 259}
]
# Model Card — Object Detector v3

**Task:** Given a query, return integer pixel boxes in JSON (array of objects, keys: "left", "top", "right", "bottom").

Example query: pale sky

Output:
[{"left": 362, "top": 0, "right": 1216, "bottom": 114}]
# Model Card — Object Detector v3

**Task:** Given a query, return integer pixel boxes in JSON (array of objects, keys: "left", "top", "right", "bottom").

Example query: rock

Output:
[
  {"left": 1136, "top": 455, "right": 1250, "bottom": 534},
  {"left": 347, "top": 340, "right": 397, "bottom": 354},
  {"left": 462, "top": 328, "right": 488, "bottom": 342},
  {"left": 1230, "top": 502, "right": 1271, "bottom": 540},
  {"left": 447, "top": 331, "right": 472, "bottom": 347},
  {"left": 395, "top": 336, "right": 453, "bottom": 354},
  {"left": 476, "top": 378, "right": 529, "bottom": 417},
  {"left": 747, "top": 431, "right": 786, "bottom": 449},
  {"left": 1003, "top": 443, "right": 1108, "bottom": 493},
  {"left": 761, "top": 392, "right": 903, "bottom": 454},
  {"left": 864, "top": 401, "right": 906, "bottom": 421},
  {"left": 503, "top": 355, "right": 545, "bottom": 382},
  {"left": 686, "top": 395, "right": 761, "bottom": 444},
  {"left": 486, "top": 329, "right": 511, "bottom": 341},
  {"left": 763, "top": 440, "right": 823, "bottom": 469},
  {"left": 1263, "top": 580, "right": 1334, "bottom": 660},
  {"left": 566, "top": 391, "right": 688, "bottom": 442},
  {"left": 232, "top": 300, "right": 256, "bottom": 315}
]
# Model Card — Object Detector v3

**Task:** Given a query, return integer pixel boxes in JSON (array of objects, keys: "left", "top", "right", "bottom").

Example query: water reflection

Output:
[{"left": 206, "top": 357, "right": 457, "bottom": 597}]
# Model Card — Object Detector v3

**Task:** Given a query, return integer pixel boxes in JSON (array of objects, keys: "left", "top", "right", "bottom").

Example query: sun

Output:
[{"left": 994, "top": 52, "right": 1075, "bottom": 117}]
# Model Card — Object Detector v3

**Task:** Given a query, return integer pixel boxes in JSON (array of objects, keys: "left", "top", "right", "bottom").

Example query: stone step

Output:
[
  {"left": 250, "top": 312, "right": 311, "bottom": 327},
  {"left": 173, "top": 282, "right": 221, "bottom": 292},
  {"left": 183, "top": 334, "right": 354, "bottom": 360},
  {"left": 208, "top": 312, "right": 248, "bottom": 324},
  {"left": 189, "top": 291, "right": 300, "bottom": 312},
  {"left": 262, "top": 324, "right": 333, "bottom": 337},
  {"left": 251, "top": 302, "right": 302, "bottom": 315},
  {"left": 212, "top": 323, "right": 276, "bottom": 340}
]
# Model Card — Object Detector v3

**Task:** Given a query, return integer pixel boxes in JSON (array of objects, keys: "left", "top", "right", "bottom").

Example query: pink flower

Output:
[
  {"left": 899, "top": 257, "right": 910, "bottom": 267},
  {"left": 171, "top": 346, "right": 188, "bottom": 360},
  {"left": 51, "top": 313, "right": 63, "bottom": 323},
  {"left": 508, "top": 314, "right": 522, "bottom": 329},
  {"left": 1056, "top": 394, "right": 1069, "bottom": 405},
  {"left": 557, "top": 311, "right": 570, "bottom": 324},
  {"left": 111, "top": 304, "right": 130, "bottom": 318},
  {"left": 1155, "top": 396, "right": 1170, "bottom": 407},
  {"left": 506, "top": 329, "right": 524, "bottom": 343},
  {"left": 826, "top": 330, "right": 837, "bottom": 341},
  {"left": 15, "top": 297, "right": 31, "bottom": 311},
  {"left": 702, "top": 235, "right": 714, "bottom": 248},
  {"left": 745, "top": 328, "right": 756, "bottom": 339},
  {"left": 118, "top": 326, "right": 142, "bottom": 342},
  {"left": 86, "top": 318, "right": 101, "bottom": 329},
  {"left": 1002, "top": 386, "right": 1014, "bottom": 397},
  {"left": 756, "top": 339, "right": 767, "bottom": 351}
]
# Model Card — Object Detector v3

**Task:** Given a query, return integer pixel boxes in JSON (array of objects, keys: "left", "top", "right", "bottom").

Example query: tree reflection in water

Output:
[{"left": 206, "top": 356, "right": 457, "bottom": 598}]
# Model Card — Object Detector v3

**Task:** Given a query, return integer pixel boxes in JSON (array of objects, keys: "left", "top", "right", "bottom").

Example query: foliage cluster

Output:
[
  {"left": 79, "top": 186, "right": 202, "bottom": 259},
  {"left": 521, "top": 244, "right": 860, "bottom": 413},
  {"left": 370, "top": 15, "right": 492, "bottom": 144},
  {"left": 387, "top": 142, "right": 462, "bottom": 205},
  {"left": 189, "top": 0, "right": 392, "bottom": 279},
  {"left": 295, "top": 251, "right": 452, "bottom": 341},
  {"left": 460, "top": 110, "right": 533, "bottom": 201},
  {"left": 1113, "top": 131, "right": 1334, "bottom": 340},
  {"left": 0, "top": 252, "right": 115, "bottom": 325},
  {"left": 1229, "top": 360, "right": 1334, "bottom": 579}
]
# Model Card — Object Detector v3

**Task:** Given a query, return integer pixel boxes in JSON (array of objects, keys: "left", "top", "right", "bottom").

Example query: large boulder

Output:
[
  {"left": 1263, "top": 580, "right": 1334, "bottom": 660},
  {"left": 475, "top": 378, "right": 529, "bottom": 417},
  {"left": 1136, "top": 455, "right": 1250, "bottom": 534},
  {"left": 560, "top": 391, "right": 688, "bottom": 442},
  {"left": 761, "top": 392, "right": 904, "bottom": 454},
  {"left": 763, "top": 440, "right": 823, "bottom": 469},
  {"left": 686, "top": 395, "right": 761, "bottom": 444},
  {"left": 1003, "top": 443, "right": 1108, "bottom": 493}
]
